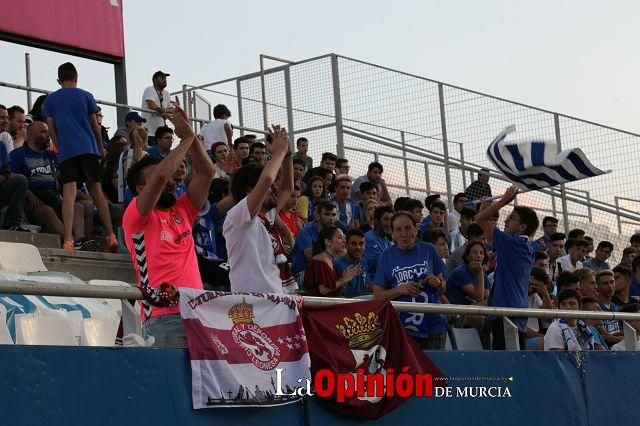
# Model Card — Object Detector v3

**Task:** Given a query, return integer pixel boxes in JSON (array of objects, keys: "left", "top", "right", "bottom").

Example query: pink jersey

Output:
[{"left": 123, "top": 195, "right": 202, "bottom": 318}]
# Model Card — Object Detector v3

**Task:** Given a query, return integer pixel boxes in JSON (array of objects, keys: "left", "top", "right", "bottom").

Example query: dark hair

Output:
[
  {"left": 336, "top": 158, "right": 348, "bottom": 168},
  {"left": 460, "top": 207, "right": 476, "bottom": 220},
  {"left": 453, "top": 192, "right": 467, "bottom": 203},
  {"left": 58, "top": 62, "right": 78, "bottom": 82},
  {"left": 535, "top": 251, "right": 549, "bottom": 260},
  {"left": 0, "top": 104, "right": 6, "bottom": 111},
  {"left": 316, "top": 199, "right": 337, "bottom": 215},
  {"left": 367, "top": 161, "right": 383, "bottom": 174},
  {"left": 556, "top": 271, "right": 579, "bottom": 292},
  {"left": 462, "top": 241, "right": 488, "bottom": 264},
  {"left": 580, "top": 296, "right": 599, "bottom": 309},
  {"left": 154, "top": 125, "right": 173, "bottom": 139},
  {"left": 242, "top": 156, "right": 258, "bottom": 166},
  {"left": 566, "top": 238, "right": 588, "bottom": 251},
  {"left": 466, "top": 223, "right": 485, "bottom": 239},
  {"left": 125, "top": 155, "right": 160, "bottom": 196},
  {"left": 312, "top": 227, "right": 342, "bottom": 256},
  {"left": 292, "top": 158, "right": 306, "bottom": 168},
  {"left": 557, "top": 289, "right": 581, "bottom": 306},
  {"left": 265, "top": 134, "right": 273, "bottom": 143},
  {"left": 346, "top": 229, "right": 365, "bottom": 240},
  {"left": 567, "top": 228, "right": 585, "bottom": 240},
  {"left": 620, "top": 302, "right": 640, "bottom": 314},
  {"left": 296, "top": 137, "right": 308, "bottom": 147},
  {"left": 424, "top": 194, "right": 441, "bottom": 210},
  {"left": 623, "top": 246, "right": 639, "bottom": 257},
  {"left": 512, "top": 206, "right": 539, "bottom": 237},
  {"left": 244, "top": 134, "right": 257, "bottom": 140},
  {"left": 7, "top": 105, "right": 25, "bottom": 118},
  {"left": 542, "top": 216, "right": 559, "bottom": 227},
  {"left": 302, "top": 176, "right": 326, "bottom": 199},
  {"left": 550, "top": 232, "right": 566, "bottom": 242},
  {"left": 321, "top": 152, "right": 338, "bottom": 163},
  {"left": 405, "top": 199, "right": 424, "bottom": 212},
  {"left": 233, "top": 137, "right": 250, "bottom": 150},
  {"left": 429, "top": 201, "right": 447, "bottom": 213},
  {"left": 359, "top": 181, "right": 377, "bottom": 194},
  {"left": 613, "top": 265, "right": 632, "bottom": 279},
  {"left": 208, "top": 178, "right": 230, "bottom": 203},
  {"left": 632, "top": 255, "right": 640, "bottom": 273},
  {"left": 230, "top": 163, "right": 264, "bottom": 202},
  {"left": 530, "top": 266, "right": 549, "bottom": 283},
  {"left": 390, "top": 211, "right": 416, "bottom": 228},
  {"left": 583, "top": 235, "right": 593, "bottom": 243},
  {"left": 630, "top": 233, "right": 640, "bottom": 245},
  {"left": 249, "top": 142, "right": 266, "bottom": 155},
  {"left": 28, "top": 95, "right": 47, "bottom": 121},
  {"left": 213, "top": 104, "right": 231, "bottom": 119},
  {"left": 393, "top": 197, "right": 411, "bottom": 211},
  {"left": 597, "top": 241, "right": 614, "bottom": 252},
  {"left": 374, "top": 205, "right": 394, "bottom": 222},
  {"left": 422, "top": 228, "right": 448, "bottom": 245}
]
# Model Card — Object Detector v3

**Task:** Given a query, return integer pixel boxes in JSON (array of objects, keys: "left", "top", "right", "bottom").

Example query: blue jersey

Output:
[
  {"left": 291, "top": 224, "right": 320, "bottom": 274},
  {"left": 334, "top": 256, "right": 369, "bottom": 298},
  {"left": 374, "top": 242, "right": 447, "bottom": 338},
  {"left": 363, "top": 229, "right": 392, "bottom": 279},
  {"left": 333, "top": 198, "right": 362, "bottom": 229},
  {"left": 445, "top": 264, "right": 490, "bottom": 306},
  {"left": 10, "top": 145, "right": 58, "bottom": 191}
]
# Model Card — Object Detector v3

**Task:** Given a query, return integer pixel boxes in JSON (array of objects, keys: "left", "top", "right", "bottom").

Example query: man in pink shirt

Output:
[{"left": 123, "top": 102, "right": 215, "bottom": 347}]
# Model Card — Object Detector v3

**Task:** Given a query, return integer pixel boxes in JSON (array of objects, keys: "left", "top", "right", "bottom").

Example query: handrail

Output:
[{"left": 1, "top": 280, "right": 640, "bottom": 321}]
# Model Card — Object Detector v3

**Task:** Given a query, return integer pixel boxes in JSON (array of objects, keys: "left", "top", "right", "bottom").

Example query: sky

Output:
[{"left": 0, "top": 0, "right": 638, "bottom": 135}]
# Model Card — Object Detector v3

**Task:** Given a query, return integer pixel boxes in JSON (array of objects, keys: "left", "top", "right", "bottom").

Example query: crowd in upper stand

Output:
[{"left": 2, "top": 62, "right": 640, "bottom": 351}]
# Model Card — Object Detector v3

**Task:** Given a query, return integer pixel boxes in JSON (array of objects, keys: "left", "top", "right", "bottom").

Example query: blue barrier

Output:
[{"left": 0, "top": 346, "right": 637, "bottom": 425}]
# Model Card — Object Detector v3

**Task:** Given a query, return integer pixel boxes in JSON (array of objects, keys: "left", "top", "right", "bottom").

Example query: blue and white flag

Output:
[{"left": 487, "top": 125, "right": 606, "bottom": 191}]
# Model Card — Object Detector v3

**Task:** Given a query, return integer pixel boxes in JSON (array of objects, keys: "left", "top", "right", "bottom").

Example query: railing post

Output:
[
  {"left": 113, "top": 59, "right": 128, "bottom": 128},
  {"left": 503, "top": 317, "right": 520, "bottom": 350},
  {"left": 615, "top": 197, "right": 622, "bottom": 235},
  {"left": 259, "top": 54, "right": 269, "bottom": 131},
  {"left": 24, "top": 53, "right": 32, "bottom": 110},
  {"left": 236, "top": 79, "right": 245, "bottom": 137},
  {"left": 459, "top": 142, "right": 467, "bottom": 190},
  {"left": 437, "top": 83, "right": 453, "bottom": 208},
  {"left": 554, "top": 114, "right": 570, "bottom": 233},
  {"left": 551, "top": 188, "right": 558, "bottom": 220},
  {"left": 182, "top": 84, "right": 188, "bottom": 117},
  {"left": 374, "top": 153, "right": 379, "bottom": 163},
  {"left": 331, "top": 54, "right": 345, "bottom": 158},
  {"left": 400, "top": 131, "right": 410, "bottom": 195},
  {"left": 284, "top": 67, "right": 295, "bottom": 147},
  {"left": 424, "top": 163, "right": 431, "bottom": 194},
  {"left": 586, "top": 191, "right": 593, "bottom": 223}
]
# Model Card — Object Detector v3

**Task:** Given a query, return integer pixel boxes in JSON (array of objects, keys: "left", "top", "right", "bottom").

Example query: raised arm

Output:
[
  {"left": 275, "top": 143, "right": 293, "bottom": 214},
  {"left": 474, "top": 186, "right": 518, "bottom": 243}
]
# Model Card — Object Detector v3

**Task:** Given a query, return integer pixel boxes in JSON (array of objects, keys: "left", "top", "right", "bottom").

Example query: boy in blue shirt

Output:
[
  {"left": 44, "top": 62, "right": 118, "bottom": 252},
  {"left": 475, "top": 186, "right": 539, "bottom": 350}
]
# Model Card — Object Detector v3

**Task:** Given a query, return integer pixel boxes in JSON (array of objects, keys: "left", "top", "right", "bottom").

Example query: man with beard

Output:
[
  {"left": 334, "top": 229, "right": 370, "bottom": 297},
  {"left": 363, "top": 205, "right": 394, "bottom": 279},
  {"left": 122, "top": 102, "right": 215, "bottom": 347},
  {"left": 141, "top": 71, "right": 172, "bottom": 146},
  {"left": 223, "top": 126, "right": 294, "bottom": 293}
]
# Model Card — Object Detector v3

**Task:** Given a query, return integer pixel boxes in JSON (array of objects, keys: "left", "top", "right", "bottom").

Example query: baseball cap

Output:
[
  {"left": 125, "top": 111, "right": 146, "bottom": 123},
  {"left": 152, "top": 70, "right": 170, "bottom": 80}
]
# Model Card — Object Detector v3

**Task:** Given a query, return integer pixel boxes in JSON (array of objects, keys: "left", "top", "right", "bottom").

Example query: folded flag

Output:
[
  {"left": 179, "top": 289, "right": 310, "bottom": 409},
  {"left": 301, "top": 299, "right": 446, "bottom": 420},
  {"left": 487, "top": 125, "right": 606, "bottom": 191}
]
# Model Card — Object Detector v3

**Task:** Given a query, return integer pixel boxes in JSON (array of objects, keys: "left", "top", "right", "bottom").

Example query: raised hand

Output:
[
  {"left": 499, "top": 185, "right": 519, "bottom": 206},
  {"left": 267, "top": 125, "right": 290, "bottom": 157},
  {"left": 167, "top": 101, "right": 194, "bottom": 140},
  {"left": 343, "top": 264, "right": 362, "bottom": 282}
]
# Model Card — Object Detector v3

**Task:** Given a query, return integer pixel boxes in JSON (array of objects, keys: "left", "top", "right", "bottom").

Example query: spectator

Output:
[
  {"left": 11, "top": 121, "right": 91, "bottom": 244},
  {"left": 450, "top": 207, "right": 476, "bottom": 251},
  {"left": 291, "top": 200, "right": 339, "bottom": 277},
  {"left": 465, "top": 169, "right": 492, "bottom": 201},
  {"left": 474, "top": 186, "right": 539, "bottom": 350},
  {"left": 319, "top": 152, "right": 337, "bottom": 173},
  {"left": 448, "top": 192, "right": 468, "bottom": 233},
  {"left": 173, "top": 160, "right": 187, "bottom": 197},
  {"left": 291, "top": 137, "right": 312, "bottom": 170},
  {"left": 232, "top": 137, "right": 251, "bottom": 166},
  {"left": 141, "top": 70, "right": 172, "bottom": 146},
  {"left": 544, "top": 289, "right": 595, "bottom": 351},
  {"left": 359, "top": 199, "right": 379, "bottom": 233},
  {"left": 122, "top": 104, "right": 214, "bottom": 347},
  {"left": 557, "top": 238, "right": 587, "bottom": 273},
  {"left": 418, "top": 200, "right": 447, "bottom": 236},
  {"left": 547, "top": 232, "right": 566, "bottom": 282},
  {"left": 296, "top": 176, "right": 327, "bottom": 224},
  {"left": 210, "top": 141, "right": 230, "bottom": 178},
  {"left": 224, "top": 126, "right": 295, "bottom": 294},
  {"left": 446, "top": 223, "right": 486, "bottom": 278},
  {"left": 200, "top": 104, "right": 233, "bottom": 152},
  {"left": 583, "top": 241, "right": 613, "bottom": 273},
  {"left": 423, "top": 194, "right": 441, "bottom": 211},
  {"left": 279, "top": 185, "right": 302, "bottom": 238},
  {"left": 393, "top": 197, "right": 410, "bottom": 213},
  {"left": 336, "top": 158, "right": 350, "bottom": 175},
  {"left": 96, "top": 109, "right": 109, "bottom": 150},
  {"left": 363, "top": 205, "right": 394, "bottom": 279},
  {"left": 358, "top": 181, "right": 379, "bottom": 203},
  {"left": 536, "top": 216, "right": 559, "bottom": 250},
  {"left": 147, "top": 126, "right": 173, "bottom": 161},
  {"left": 100, "top": 135, "right": 128, "bottom": 204},
  {"left": 116, "top": 127, "right": 149, "bottom": 204},
  {"left": 292, "top": 158, "right": 307, "bottom": 193},
  {"left": 580, "top": 297, "right": 609, "bottom": 350},
  {"left": 583, "top": 236, "right": 594, "bottom": 260},
  {"left": 316, "top": 167, "right": 334, "bottom": 197},
  {"left": 630, "top": 233, "right": 640, "bottom": 251},
  {"left": 630, "top": 256, "right": 640, "bottom": 301},
  {"left": 7, "top": 105, "right": 26, "bottom": 151},
  {"left": 25, "top": 94, "right": 47, "bottom": 125},
  {"left": 405, "top": 198, "right": 424, "bottom": 225},
  {"left": 0, "top": 105, "right": 13, "bottom": 153},
  {"left": 611, "top": 303, "right": 640, "bottom": 351},
  {"left": 618, "top": 246, "right": 637, "bottom": 270},
  {"left": 335, "top": 229, "right": 370, "bottom": 297},
  {"left": 567, "top": 228, "right": 585, "bottom": 241},
  {"left": 422, "top": 228, "right": 450, "bottom": 263},
  {"left": 525, "top": 267, "right": 553, "bottom": 350},
  {"left": 249, "top": 142, "right": 267, "bottom": 166},
  {"left": 556, "top": 271, "right": 580, "bottom": 294},
  {"left": 332, "top": 175, "right": 361, "bottom": 230},
  {"left": 373, "top": 211, "right": 447, "bottom": 350},
  {"left": 576, "top": 268, "right": 598, "bottom": 298},
  {"left": 44, "top": 62, "right": 118, "bottom": 252},
  {"left": 533, "top": 251, "right": 550, "bottom": 271},
  {"left": 304, "top": 227, "right": 360, "bottom": 297},
  {"left": 612, "top": 265, "right": 633, "bottom": 306},
  {"left": 115, "top": 111, "right": 146, "bottom": 141},
  {"left": 351, "top": 161, "right": 391, "bottom": 205},
  {"left": 596, "top": 270, "right": 623, "bottom": 347}
]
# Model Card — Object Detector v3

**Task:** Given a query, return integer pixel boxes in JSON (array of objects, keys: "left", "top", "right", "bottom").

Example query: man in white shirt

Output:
[
  {"left": 544, "top": 289, "right": 594, "bottom": 351},
  {"left": 200, "top": 104, "right": 233, "bottom": 152},
  {"left": 448, "top": 192, "right": 467, "bottom": 233},
  {"left": 557, "top": 238, "right": 588, "bottom": 274},
  {"left": 0, "top": 105, "right": 13, "bottom": 153},
  {"left": 141, "top": 71, "right": 172, "bottom": 146},
  {"left": 223, "top": 126, "right": 294, "bottom": 294}
]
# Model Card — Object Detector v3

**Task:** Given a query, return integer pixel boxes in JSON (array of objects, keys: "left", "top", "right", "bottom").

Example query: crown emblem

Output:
[
  {"left": 335, "top": 312, "right": 382, "bottom": 349},
  {"left": 228, "top": 297, "right": 254, "bottom": 324}
]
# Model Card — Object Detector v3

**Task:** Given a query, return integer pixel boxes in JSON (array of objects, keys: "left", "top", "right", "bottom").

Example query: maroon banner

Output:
[
  {"left": 301, "top": 299, "right": 446, "bottom": 420},
  {"left": 0, "top": 0, "right": 124, "bottom": 59}
]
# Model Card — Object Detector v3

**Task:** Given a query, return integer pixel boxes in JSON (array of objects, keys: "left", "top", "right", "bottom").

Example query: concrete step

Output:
[
  {"left": 0, "top": 230, "right": 60, "bottom": 249},
  {"left": 39, "top": 248, "right": 137, "bottom": 284}
]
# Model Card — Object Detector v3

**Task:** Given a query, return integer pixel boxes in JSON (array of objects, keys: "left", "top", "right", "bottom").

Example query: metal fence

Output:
[{"left": 175, "top": 53, "right": 640, "bottom": 264}]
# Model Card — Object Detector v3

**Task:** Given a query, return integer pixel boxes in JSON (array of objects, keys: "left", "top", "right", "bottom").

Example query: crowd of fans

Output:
[{"left": 2, "top": 62, "right": 640, "bottom": 351}]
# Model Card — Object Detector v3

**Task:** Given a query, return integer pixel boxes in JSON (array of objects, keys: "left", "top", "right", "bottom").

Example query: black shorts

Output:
[{"left": 59, "top": 154, "right": 101, "bottom": 185}]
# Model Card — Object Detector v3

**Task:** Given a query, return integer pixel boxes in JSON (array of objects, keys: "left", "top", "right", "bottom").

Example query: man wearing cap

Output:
[
  {"left": 113, "top": 111, "right": 146, "bottom": 144},
  {"left": 141, "top": 71, "right": 172, "bottom": 146}
]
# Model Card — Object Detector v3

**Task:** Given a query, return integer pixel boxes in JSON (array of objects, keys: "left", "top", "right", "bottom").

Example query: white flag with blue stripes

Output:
[{"left": 487, "top": 125, "right": 606, "bottom": 191}]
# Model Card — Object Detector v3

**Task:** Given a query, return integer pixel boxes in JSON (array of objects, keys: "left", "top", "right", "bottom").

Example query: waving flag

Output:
[{"left": 487, "top": 125, "right": 606, "bottom": 191}]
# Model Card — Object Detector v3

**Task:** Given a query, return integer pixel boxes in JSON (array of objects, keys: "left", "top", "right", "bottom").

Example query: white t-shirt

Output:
[
  {"left": 0, "top": 131, "right": 13, "bottom": 153},
  {"left": 544, "top": 319, "right": 574, "bottom": 350},
  {"left": 200, "top": 119, "right": 231, "bottom": 151},
  {"left": 141, "top": 86, "right": 171, "bottom": 135},
  {"left": 527, "top": 293, "right": 543, "bottom": 332},
  {"left": 557, "top": 254, "right": 582, "bottom": 274},
  {"left": 448, "top": 210, "right": 461, "bottom": 233},
  {"left": 223, "top": 197, "right": 281, "bottom": 293}
]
